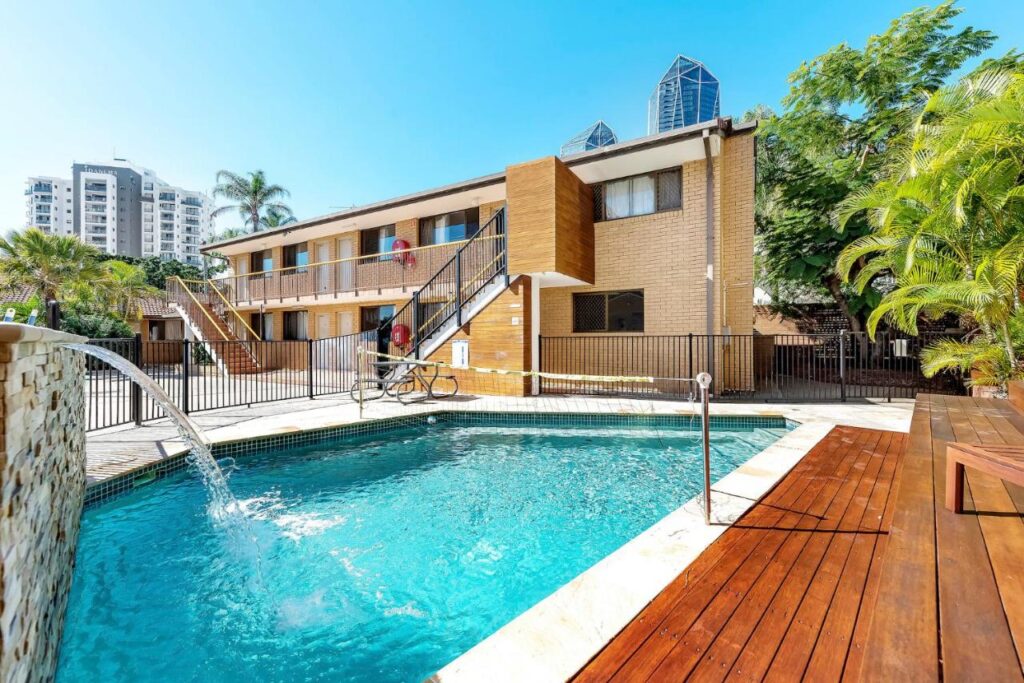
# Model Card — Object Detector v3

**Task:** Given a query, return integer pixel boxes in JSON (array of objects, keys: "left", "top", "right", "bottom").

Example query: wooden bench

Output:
[{"left": 946, "top": 442, "right": 1024, "bottom": 513}]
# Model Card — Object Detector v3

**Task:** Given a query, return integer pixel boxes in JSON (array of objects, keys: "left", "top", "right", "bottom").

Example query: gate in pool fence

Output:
[
  {"left": 84, "top": 332, "right": 377, "bottom": 431},
  {"left": 537, "top": 332, "right": 967, "bottom": 402}
]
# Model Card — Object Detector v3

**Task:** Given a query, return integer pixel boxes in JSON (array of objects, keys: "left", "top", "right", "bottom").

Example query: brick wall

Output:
[
  {"left": 0, "top": 325, "right": 87, "bottom": 683},
  {"left": 538, "top": 132, "right": 756, "bottom": 391}
]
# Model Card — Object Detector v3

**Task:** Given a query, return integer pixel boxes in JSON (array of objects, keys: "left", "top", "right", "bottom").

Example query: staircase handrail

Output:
[
  {"left": 206, "top": 279, "right": 262, "bottom": 341},
  {"left": 380, "top": 205, "right": 507, "bottom": 359},
  {"left": 167, "top": 276, "right": 231, "bottom": 341}
]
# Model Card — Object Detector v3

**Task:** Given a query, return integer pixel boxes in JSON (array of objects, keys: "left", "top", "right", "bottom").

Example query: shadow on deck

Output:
[{"left": 573, "top": 394, "right": 1024, "bottom": 681}]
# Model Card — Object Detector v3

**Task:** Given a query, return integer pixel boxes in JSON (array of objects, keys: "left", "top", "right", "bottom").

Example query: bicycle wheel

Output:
[
  {"left": 429, "top": 375, "right": 459, "bottom": 400},
  {"left": 350, "top": 380, "right": 384, "bottom": 402}
]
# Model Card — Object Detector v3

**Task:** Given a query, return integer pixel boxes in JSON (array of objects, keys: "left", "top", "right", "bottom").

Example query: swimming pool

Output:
[{"left": 59, "top": 414, "right": 791, "bottom": 682}]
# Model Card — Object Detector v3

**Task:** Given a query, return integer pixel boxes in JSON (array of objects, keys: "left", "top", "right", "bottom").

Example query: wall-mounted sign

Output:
[{"left": 452, "top": 340, "right": 469, "bottom": 369}]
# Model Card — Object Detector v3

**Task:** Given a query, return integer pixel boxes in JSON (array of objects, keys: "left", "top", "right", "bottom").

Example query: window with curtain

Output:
[
  {"left": 249, "top": 250, "right": 273, "bottom": 277},
  {"left": 592, "top": 169, "right": 681, "bottom": 221},
  {"left": 419, "top": 207, "right": 480, "bottom": 246},
  {"left": 359, "top": 225, "right": 396, "bottom": 257},
  {"left": 359, "top": 305, "right": 396, "bottom": 332},
  {"left": 283, "top": 311, "right": 308, "bottom": 340},
  {"left": 250, "top": 312, "right": 273, "bottom": 340},
  {"left": 283, "top": 242, "right": 309, "bottom": 272}
]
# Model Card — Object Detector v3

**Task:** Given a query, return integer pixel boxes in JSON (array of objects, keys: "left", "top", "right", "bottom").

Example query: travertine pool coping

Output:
[
  {"left": 84, "top": 394, "right": 911, "bottom": 678},
  {"left": 431, "top": 419, "right": 833, "bottom": 682}
]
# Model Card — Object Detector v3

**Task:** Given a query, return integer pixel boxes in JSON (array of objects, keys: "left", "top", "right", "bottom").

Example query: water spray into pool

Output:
[{"left": 65, "top": 343, "right": 239, "bottom": 519}]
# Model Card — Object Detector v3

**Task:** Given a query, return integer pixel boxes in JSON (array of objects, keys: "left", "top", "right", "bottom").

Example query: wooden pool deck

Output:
[{"left": 573, "top": 394, "right": 1024, "bottom": 681}]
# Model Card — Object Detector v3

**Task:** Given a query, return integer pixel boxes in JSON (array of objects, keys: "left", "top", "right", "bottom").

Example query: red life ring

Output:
[
  {"left": 391, "top": 323, "right": 411, "bottom": 348},
  {"left": 391, "top": 239, "right": 416, "bottom": 267}
]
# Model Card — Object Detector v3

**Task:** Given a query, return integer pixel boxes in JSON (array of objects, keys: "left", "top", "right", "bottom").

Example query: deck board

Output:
[
  {"left": 573, "top": 426, "right": 903, "bottom": 682},
  {"left": 573, "top": 394, "right": 1024, "bottom": 681}
]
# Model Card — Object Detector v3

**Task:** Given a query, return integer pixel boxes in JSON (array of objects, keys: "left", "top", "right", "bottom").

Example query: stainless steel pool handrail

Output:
[{"left": 697, "top": 372, "right": 713, "bottom": 525}]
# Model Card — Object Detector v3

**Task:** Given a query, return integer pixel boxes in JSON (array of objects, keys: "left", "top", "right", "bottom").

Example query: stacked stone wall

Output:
[{"left": 0, "top": 326, "right": 86, "bottom": 683}]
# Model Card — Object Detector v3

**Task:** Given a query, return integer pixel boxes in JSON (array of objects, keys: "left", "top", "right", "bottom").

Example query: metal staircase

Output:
[
  {"left": 379, "top": 206, "right": 508, "bottom": 364},
  {"left": 167, "top": 277, "right": 263, "bottom": 375}
]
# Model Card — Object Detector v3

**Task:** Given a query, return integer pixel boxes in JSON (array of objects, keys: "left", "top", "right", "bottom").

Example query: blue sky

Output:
[{"left": 1, "top": 0, "right": 1021, "bottom": 235}]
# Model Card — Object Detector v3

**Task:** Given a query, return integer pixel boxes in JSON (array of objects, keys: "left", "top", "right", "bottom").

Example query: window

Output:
[
  {"left": 283, "top": 242, "right": 309, "bottom": 272},
  {"left": 283, "top": 311, "right": 308, "bottom": 340},
  {"left": 419, "top": 207, "right": 480, "bottom": 246},
  {"left": 573, "top": 290, "right": 644, "bottom": 333},
  {"left": 249, "top": 249, "right": 273, "bottom": 276},
  {"left": 359, "top": 225, "right": 396, "bottom": 257},
  {"left": 592, "top": 169, "right": 681, "bottom": 221},
  {"left": 360, "top": 305, "right": 395, "bottom": 332},
  {"left": 250, "top": 312, "right": 273, "bottom": 340}
]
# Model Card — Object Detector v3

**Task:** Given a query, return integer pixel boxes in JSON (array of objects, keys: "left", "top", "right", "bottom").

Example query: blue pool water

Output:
[{"left": 58, "top": 417, "right": 790, "bottom": 682}]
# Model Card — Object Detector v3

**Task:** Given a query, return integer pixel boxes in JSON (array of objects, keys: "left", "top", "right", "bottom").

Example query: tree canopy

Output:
[
  {"left": 837, "top": 69, "right": 1024, "bottom": 387},
  {"left": 212, "top": 170, "right": 292, "bottom": 233},
  {"left": 755, "top": 1, "right": 996, "bottom": 333}
]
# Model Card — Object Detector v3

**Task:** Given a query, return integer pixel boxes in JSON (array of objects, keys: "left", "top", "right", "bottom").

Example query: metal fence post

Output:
[
  {"left": 411, "top": 292, "right": 420, "bottom": 360},
  {"left": 455, "top": 251, "right": 463, "bottom": 327},
  {"left": 181, "top": 340, "right": 191, "bottom": 415},
  {"left": 307, "top": 339, "right": 314, "bottom": 400},
  {"left": 688, "top": 333, "right": 694, "bottom": 386},
  {"left": 132, "top": 333, "right": 143, "bottom": 425},
  {"left": 839, "top": 330, "right": 847, "bottom": 403}
]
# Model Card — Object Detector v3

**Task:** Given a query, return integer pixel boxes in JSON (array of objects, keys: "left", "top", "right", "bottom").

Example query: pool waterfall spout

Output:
[{"left": 64, "top": 343, "right": 239, "bottom": 517}]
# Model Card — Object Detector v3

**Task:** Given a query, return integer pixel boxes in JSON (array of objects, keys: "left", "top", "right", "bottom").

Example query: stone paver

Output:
[{"left": 86, "top": 393, "right": 914, "bottom": 484}]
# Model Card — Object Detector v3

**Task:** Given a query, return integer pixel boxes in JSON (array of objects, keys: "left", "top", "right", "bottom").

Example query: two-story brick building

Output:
[{"left": 186, "top": 117, "right": 756, "bottom": 396}]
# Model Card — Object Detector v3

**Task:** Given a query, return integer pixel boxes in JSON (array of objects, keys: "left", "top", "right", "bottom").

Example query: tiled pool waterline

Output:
[{"left": 61, "top": 413, "right": 793, "bottom": 682}]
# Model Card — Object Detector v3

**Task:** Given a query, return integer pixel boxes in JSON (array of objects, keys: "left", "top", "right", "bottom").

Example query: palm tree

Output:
[
  {"left": 836, "top": 70, "right": 1024, "bottom": 387},
  {"left": 212, "top": 170, "right": 292, "bottom": 232},
  {"left": 0, "top": 228, "right": 105, "bottom": 304},
  {"left": 98, "top": 260, "right": 160, "bottom": 320},
  {"left": 260, "top": 206, "right": 298, "bottom": 229}
]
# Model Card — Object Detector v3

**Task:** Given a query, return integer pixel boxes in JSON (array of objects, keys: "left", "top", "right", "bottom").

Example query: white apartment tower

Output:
[
  {"left": 25, "top": 159, "right": 213, "bottom": 266},
  {"left": 24, "top": 177, "right": 74, "bottom": 236}
]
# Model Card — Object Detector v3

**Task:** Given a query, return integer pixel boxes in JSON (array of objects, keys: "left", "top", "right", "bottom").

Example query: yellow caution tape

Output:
[{"left": 357, "top": 348, "right": 665, "bottom": 384}]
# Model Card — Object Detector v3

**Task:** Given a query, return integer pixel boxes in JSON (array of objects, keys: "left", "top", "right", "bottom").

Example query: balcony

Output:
[
  {"left": 181, "top": 197, "right": 202, "bottom": 207},
  {"left": 28, "top": 183, "right": 53, "bottom": 193},
  {"left": 84, "top": 183, "right": 107, "bottom": 192},
  {"left": 216, "top": 238, "right": 498, "bottom": 306}
]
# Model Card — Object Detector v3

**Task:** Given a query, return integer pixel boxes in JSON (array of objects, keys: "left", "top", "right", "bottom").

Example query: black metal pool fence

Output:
[
  {"left": 83, "top": 330, "right": 966, "bottom": 432},
  {"left": 83, "top": 332, "right": 378, "bottom": 432},
  {"left": 537, "top": 331, "right": 966, "bottom": 402}
]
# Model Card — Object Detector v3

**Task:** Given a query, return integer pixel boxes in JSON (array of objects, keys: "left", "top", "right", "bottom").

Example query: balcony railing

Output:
[{"left": 214, "top": 238, "right": 499, "bottom": 305}]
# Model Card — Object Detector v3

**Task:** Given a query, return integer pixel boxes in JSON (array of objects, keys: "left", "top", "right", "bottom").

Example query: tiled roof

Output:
[
  {"left": 0, "top": 288, "right": 177, "bottom": 319},
  {"left": 138, "top": 296, "right": 176, "bottom": 317},
  {"left": 0, "top": 285, "right": 36, "bottom": 304}
]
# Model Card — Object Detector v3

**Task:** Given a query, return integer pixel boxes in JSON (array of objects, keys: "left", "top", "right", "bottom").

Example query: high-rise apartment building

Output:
[
  {"left": 647, "top": 55, "right": 720, "bottom": 134},
  {"left": 24, "top": 177, "right": 74, "bottom": 236},
  {"left": 25, "top": 159, "right": 213, "bottom": 266}
]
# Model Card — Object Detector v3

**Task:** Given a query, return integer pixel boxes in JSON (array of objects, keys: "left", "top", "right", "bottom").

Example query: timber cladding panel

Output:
[
  {"left": 506, "top": 156, "right": 594, "bottom": 283},
  {"left": 426, "top": 276, "right": 532, "bottom": 396}
]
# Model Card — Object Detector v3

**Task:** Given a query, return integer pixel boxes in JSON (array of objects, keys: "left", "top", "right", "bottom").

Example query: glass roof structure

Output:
[
  {"left": 647, "top": 55, "right": 720, "bottom": 134},
  {"left": 560, "top": 120, "right": 618, "bottom": 156}
]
